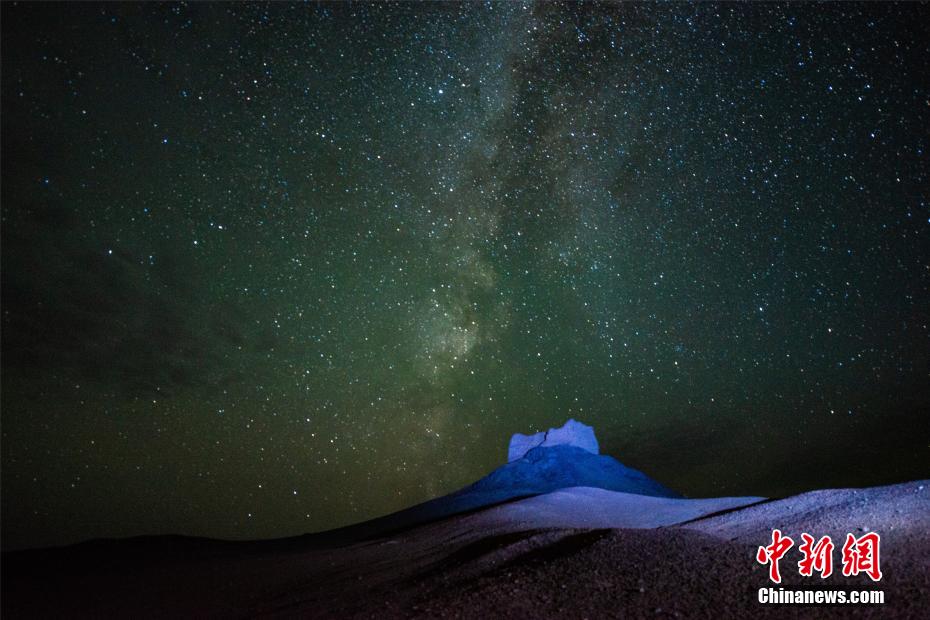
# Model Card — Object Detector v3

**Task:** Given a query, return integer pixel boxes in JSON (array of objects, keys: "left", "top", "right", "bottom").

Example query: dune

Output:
[
  {"left": 474, "top": 486, "right": 765, "bottom": 529},
  {"left": 2, "top": 421, "right": 926, "bottom": 618}
]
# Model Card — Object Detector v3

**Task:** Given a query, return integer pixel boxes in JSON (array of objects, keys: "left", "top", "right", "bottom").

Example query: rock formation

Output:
[{"left": 508, "top": 418, "right": 599, "bottom": 462}]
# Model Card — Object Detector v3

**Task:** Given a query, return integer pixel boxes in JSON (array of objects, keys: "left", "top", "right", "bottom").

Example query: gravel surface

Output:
[{"left": 3, "top": 480, "right": 927, "bottom": 619}]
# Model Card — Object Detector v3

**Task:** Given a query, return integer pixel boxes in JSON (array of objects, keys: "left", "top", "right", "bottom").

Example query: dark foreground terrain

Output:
[{"left": 3, "top": 480, "right": 928, "bottom": 619}]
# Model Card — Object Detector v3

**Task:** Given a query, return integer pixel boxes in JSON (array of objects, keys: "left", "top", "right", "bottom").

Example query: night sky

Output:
[{"left": 2, "top": 2, "right": 927, "bottom": 551}]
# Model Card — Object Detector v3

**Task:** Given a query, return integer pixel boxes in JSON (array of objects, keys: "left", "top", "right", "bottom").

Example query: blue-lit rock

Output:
[{"left": 507, "top": 418, "right": 599, "bottom": 462}]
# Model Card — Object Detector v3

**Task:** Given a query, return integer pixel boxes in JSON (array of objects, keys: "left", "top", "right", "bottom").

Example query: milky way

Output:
[{"left": 2, "top": 2, "right": 927, "bottom": 549}]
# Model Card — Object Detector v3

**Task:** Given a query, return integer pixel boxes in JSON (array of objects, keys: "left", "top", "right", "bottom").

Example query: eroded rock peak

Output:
[{"left": 507, "top": 418, "right": 599, "bottom": 462}]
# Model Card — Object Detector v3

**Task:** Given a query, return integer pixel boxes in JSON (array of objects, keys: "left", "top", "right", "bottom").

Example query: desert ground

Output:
[{"left": 3, "top": 480, "right": 927, "bottom": 618}]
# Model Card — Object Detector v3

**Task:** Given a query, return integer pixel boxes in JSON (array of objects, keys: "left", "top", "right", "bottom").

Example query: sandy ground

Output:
[
  {"left": 3, "top": 480, "right": 927, "bottom": 619},
  {"left": 477, "top": 486, "right": 764, "bottom": 529}
]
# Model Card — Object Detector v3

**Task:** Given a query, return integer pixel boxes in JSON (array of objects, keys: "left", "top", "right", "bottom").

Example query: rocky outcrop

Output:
[{"left": 508, "top": 418, "right": 599, "bottom": 462}]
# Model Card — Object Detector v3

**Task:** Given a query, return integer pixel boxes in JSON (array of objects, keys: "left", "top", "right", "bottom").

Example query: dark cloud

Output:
[{"left": 1, "top": 200, "right": 265, "bottom": 398}]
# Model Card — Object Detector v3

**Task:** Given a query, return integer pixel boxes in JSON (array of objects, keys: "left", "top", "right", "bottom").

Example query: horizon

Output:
[{"left": 2, "top": 2, "right": 928, "bottom": 552}]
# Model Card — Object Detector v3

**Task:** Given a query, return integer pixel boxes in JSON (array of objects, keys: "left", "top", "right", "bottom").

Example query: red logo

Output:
[
  {"left": 841, "top": 532, "right": 882, "bottom": 582},
  {"left": 798, "top": 534, "right": 834, "bottom": 578},
  {"left": 758, "top": 530, "right": 882, "bottom": 583},
  {"left": 756, "top": 529, "right": 794, "bottom": 583}
]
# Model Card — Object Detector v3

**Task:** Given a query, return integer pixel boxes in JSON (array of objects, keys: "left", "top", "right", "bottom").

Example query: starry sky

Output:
[{"left": 2, "top": 2, "right": 928, "bottom": 551}]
